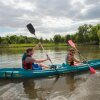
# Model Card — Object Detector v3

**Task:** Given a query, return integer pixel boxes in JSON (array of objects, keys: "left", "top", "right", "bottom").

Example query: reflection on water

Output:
[
  {"left": 68, "top": 73, "right": 100, "bottom": 100},
  {"left": 0, "top": 73, "right": 99, "bottom": 100},
  {"left": 23, "top": 79, "right": 37, "bottom": 99},
  {"left": 65, "top": 74, "right": 75, "bottom": 92},
  {"left": 0, "top": 45, "right": 100, "bottom": 100}
]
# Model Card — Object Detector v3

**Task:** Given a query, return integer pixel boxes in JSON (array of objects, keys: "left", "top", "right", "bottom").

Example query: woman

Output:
[{"left": 22, "top": 48, "right": 49, "bottom": 70}]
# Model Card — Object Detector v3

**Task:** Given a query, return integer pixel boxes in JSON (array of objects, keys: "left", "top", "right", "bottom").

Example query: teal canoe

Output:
[{"left": 0, "top": 60, "right": 100, "bottom": 78}]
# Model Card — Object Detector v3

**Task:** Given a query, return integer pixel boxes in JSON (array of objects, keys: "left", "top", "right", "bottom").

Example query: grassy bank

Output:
[
  {"left": 0, "top": 43, "right": 100, "bottom": 48},
  {"left": 0, "top": 43, "right": 67, "bottom": 48}
]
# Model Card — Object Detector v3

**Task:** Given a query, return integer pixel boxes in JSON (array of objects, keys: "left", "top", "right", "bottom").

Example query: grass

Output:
[
  {"left": 0, "top": 43, "right": 67, "bottom": 48},
  {"left": 0, "top": 43, "right": 99, "bottom": 48}
]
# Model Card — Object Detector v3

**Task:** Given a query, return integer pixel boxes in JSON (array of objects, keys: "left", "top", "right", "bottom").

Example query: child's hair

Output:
[{"left": 69, "top": 48, "right": 75, "bottom": 53}]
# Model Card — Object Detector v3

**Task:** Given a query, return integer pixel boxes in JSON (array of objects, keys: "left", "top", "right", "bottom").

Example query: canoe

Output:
[{"left": 0, "top": 60, "right": 100, "bottom": 78}]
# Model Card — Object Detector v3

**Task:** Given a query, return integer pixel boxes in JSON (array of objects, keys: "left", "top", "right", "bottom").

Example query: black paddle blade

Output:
[{"left": 26, "top": 23, "right": 35, "bottom": 35}]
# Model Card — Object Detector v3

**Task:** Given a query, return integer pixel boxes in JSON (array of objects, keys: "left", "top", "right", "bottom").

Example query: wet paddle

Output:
[
  {"left": 26, "top": 23, "right": 53, "bottom": 65},
  {"left": 68, "top": 40, "right": 96, "bottom": 74},
  {"left": 26, "top": 23, "right": 59, "bottom": 76}
]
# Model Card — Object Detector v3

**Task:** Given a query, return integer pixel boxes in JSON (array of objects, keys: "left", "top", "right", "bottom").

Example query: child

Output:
[{"left": 66, "top": 48, "right": 81, "bottom": 66}]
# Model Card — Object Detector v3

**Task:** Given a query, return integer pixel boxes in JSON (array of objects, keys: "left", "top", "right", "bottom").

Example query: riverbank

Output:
[
  {"left": 0, "top": 43, "right": 67, "bottom": 48},
  {"left": 0, "top": 43, "right": 99, "bottom": 48}
]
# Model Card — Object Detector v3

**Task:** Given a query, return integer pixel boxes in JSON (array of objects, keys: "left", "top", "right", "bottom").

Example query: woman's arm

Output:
[
  {"left": 25, "top": 57, "right": 48, "bottom": 63},
  {"left": 34, "top": 59, "right": 48, "bottom": 63}
]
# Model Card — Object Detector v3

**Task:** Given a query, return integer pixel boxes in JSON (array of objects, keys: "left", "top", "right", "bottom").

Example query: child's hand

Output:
[{"left": 81, "top": 60, "right": 87, "bottom": 63}]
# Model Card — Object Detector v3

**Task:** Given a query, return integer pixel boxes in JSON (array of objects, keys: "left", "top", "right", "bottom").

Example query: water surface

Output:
[{"left": 0, "top": 45, "right": 100, "bottom": 100}]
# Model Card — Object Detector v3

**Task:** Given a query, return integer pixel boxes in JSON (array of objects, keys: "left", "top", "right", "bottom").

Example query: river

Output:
[{"left": 0, "top": 45, "right": 100, "bottom": 100}]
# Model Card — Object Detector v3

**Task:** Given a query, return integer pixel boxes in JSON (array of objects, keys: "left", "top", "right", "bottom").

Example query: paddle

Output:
[
  {"left": 68, "top": 40, "right": 96, "bottom": 74},
  {"left": 26, "top": 23, "right": 59, "bottom": 75},
  {"left": 26, "top": 23, "right": 53, "bottom": 64}
]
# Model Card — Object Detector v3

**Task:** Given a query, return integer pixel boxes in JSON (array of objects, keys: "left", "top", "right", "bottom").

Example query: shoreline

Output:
[{"left": 0, "top": 43, "right": 99, "bottom": 48}]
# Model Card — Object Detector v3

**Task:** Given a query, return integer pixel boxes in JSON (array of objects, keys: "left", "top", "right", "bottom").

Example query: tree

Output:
[
  {"left": 6, "top": 36, "right": 11, "bottom": 44},
  {"left": 78, "top": 26, "right": 85, "bottom": 43},
  {"left": 0, "top": 37, "right": 2, "bottom": 44},
  {"left": 53, "top": 35, "right": 61, "bottom": 44},
  {"left": 1, "top": 38, "right": 8, "bottom": 44},
  {"left": 40, "top": 37, "right": 44, "bottom": 43},
  {"left": 27, "top": 37, "right": 34, "bottom": 43},
  {"left": 89, "top": 26, "right": 99, "bottom": 44},
  {"left": 97, "top": 30, "right": 100, "bottom": 44},
  {"left": 61, "top": 36, "right": 65, "bottom": 43},
  {"left": 18, "top": 36, "right": 26, "bottom": 43},
  {"left": 50, "top": 38, "right": 53, "bottom": 43},
  {"left": 65, "top": 34, "right": 71, "bottom": 42},
  {"left": 9, "top": 35, "right": 18, "bottom": 44}
]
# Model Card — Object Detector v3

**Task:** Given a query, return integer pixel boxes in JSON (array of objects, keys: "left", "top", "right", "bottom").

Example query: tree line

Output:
[
  {"left": 53, "top": 24, "right": 100, "bottom": 45},
  {"left": 0, "top": 24, "right": 100, "bottom": 45}
]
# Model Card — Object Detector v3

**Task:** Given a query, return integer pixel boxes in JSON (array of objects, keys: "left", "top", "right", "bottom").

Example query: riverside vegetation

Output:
[{"left": 0, "top": 24, "right": 100, "bottom": 48}]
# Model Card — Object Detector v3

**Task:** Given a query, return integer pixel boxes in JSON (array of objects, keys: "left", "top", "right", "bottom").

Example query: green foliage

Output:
[
  {"left": 65, "top": 34, "right": 71, "bottom": 42},
  {"left": 50, "top": 38, "right": 53, "bottom": 43},
  {"left": 97, "top": 30, "right": 100, "bottom": 43},
  {"left": 60, "top": 36, "right": 65, "bottom": 43},
  {"left": 0, "top": 37, "right": 2, "bottom": 44},
  {"left": 53, "top": 35, "right": 62, "bottom": 43},
  {"left": 76, "top": 24, "right": 100, "bottom": 44},
  {"left": 0, "top": 24, "right": 100, "bottom": 46},
  {"left": 40, "top": 37, "right": 43, "bottom": 43}
]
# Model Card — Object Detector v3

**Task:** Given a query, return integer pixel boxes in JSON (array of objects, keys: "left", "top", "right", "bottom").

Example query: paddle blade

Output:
[
  {"left": 26, "top": 23, "right": 35, "bottom": 35},
  {"left": 89, "top": 67, "right": 96, "bottom": 74},
  {"left": 68, "top": 40, "right": 76, "bottom": 48}
]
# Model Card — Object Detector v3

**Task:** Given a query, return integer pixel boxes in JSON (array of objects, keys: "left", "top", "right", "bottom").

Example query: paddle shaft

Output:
[
  {"left": 77, "top": 51, "right": 90, "bottom": 67},
  {"left": 74, "top": 48, "right": 86, "bottom": 61},
  {"left": 34, "top": 32, "right": 53, "bottom": 65},
  {"left": 74, "top": 46, "right": 94, "bottom": 69},
  {"left": 34, "top": 31, "right": 59, "bottom": 76}
]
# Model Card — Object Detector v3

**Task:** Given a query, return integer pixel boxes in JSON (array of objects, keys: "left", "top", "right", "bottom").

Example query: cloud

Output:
[{"left": 0, "top": 0, "right": 100, "bottom": 39}]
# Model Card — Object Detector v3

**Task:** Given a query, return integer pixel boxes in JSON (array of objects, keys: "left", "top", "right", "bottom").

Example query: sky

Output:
[{"left": 0, "top": 0, "right": 100, "bottom": 39}]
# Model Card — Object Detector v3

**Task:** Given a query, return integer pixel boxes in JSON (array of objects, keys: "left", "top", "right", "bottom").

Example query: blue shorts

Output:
[{"left": 32, "top": 64, "right": 42, "bottom": 70}]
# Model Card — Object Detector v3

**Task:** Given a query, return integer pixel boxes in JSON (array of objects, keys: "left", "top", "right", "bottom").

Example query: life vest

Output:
[
  {"left": 66, "top": 53, "right": 74, "bottom": 66},
  {"left": 67, "top": 60, "right": 74, "bottom": 66},
  {"left": 22, "top": 53, "right": 33, "bottom": 70}
]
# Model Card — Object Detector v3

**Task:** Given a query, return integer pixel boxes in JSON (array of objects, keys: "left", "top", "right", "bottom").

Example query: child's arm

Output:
[{"left": 73, "top": 57, "right": 80, "bottom": 63}]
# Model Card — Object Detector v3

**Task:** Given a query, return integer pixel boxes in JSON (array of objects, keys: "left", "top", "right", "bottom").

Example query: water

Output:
[{"left": 0, "top": 45, "right": 100, "bottom": 100}]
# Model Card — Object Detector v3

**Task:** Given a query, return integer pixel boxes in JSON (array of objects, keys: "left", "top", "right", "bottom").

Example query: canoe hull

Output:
[{"left": 0, "top": 60, "right": 100, "bottom": 78}]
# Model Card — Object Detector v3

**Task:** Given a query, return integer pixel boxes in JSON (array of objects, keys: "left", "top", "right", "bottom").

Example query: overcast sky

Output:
[{"left": 0, "top": 0, "right": 100, "bottom": 39}]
